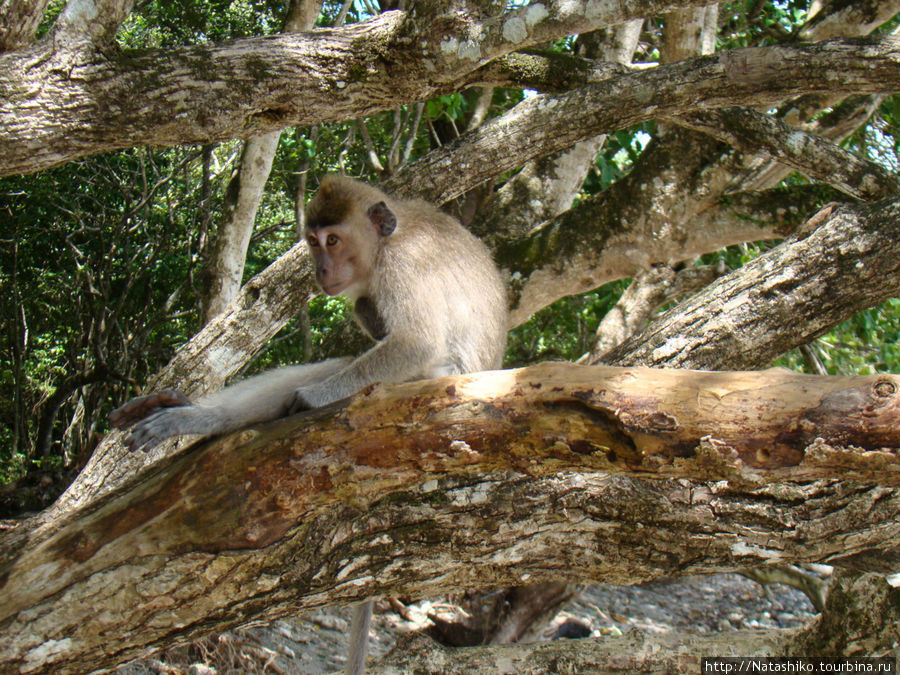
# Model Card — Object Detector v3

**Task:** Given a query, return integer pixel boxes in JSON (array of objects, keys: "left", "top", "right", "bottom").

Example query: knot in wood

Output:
[{"left": 874, "top": 379, "right": 896, "bottom": 398}]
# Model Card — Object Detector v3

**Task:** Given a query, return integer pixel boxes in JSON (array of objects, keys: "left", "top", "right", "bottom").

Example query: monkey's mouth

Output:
[{"left": 320, "top": 279, "right": 351, "bottom": 296}]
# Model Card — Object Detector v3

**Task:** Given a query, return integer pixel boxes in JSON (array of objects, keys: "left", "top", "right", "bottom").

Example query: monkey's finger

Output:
[
  {"left": 110, "top": 389, "right": 191, "bottom": 429},
  {"left": 126, "top": 413, "right": 166, "bottom": 452}
]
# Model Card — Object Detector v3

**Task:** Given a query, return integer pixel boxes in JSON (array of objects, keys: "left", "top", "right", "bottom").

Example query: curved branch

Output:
[
  {"left": 0, "top": 0, "right": 721, "bottom": 177},
  {"left": 387, "top": 35, "right": 900, "bottom": 204},
  {"left": 2, "top": 32, "right": 898, "bottom": 178},
  {"left": 671, "top": 107, "right": 900, "bottom": 201}
]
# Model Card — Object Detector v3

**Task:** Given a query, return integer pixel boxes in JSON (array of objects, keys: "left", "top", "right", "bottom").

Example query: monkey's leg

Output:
[
  {"left": 123, "top": 357, "right": 352, "bottom": 452},
  {"left": 346, "top": 600, "right": 373, "bottom": 675}
]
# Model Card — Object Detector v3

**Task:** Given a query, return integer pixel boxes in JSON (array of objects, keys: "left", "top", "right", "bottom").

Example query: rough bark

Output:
[
  {"left": 602, "top": 198, "right": 900, "bottom": 370},
  {"left": 4, "top": 364, "right": 900, "bottom": 671},
  {"left": 0, "top": 0, "right": 51, "bottom": 51},
  {"left": 0, "top": 0, "right": 721, "bottom": 176}
]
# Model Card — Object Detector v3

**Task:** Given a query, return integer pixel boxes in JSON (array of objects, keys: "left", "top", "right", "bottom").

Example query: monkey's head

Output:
[{"left": 305, "top": 176, "right": 397, "bottom": 298}]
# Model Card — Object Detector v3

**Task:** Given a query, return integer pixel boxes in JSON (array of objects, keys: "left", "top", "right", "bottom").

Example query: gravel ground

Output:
[{"left": 120, "top": 572, "right": 818, "bottom": 674}]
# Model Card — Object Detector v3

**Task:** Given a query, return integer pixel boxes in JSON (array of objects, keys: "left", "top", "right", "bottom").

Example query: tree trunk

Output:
[
  {"left": 201, "top": 133, "right": 280, "bottom": 323},
  {"left": 3, "top": 363, "right": 900, "bottom": 671}
]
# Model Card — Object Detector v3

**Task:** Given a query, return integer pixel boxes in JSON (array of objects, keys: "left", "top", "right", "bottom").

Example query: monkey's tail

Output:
[{"left": 345, "top": 599, "right": 373, "bottom": 675}]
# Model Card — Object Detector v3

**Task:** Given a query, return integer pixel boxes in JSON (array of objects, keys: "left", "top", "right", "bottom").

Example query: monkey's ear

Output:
[{"left": 367, "top": 201, "right": 397, "bottom": 236}]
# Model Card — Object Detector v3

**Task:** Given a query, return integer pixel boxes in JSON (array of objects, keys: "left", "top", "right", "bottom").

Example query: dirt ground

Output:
[{"left": 119, "top": 572, "right": 818, "bottom": 674}]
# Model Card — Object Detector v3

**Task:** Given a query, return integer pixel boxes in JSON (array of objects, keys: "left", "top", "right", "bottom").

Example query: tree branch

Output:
[
  {"left": 671, "top": 107, "right": 900, "bottom": 201},
  {"left": 602, "top": 198, "right": 900, "bottom": 369},
  {"left": 0, "top": 0, "right": 51, "bottom": 51},
  {"left": 2, "top": 31, "right": 898, "bottom": 177},
  {"left": 386, "top": 35, "right": 900, "bottom": 204},
  {"left": 4, "top": 364, "right": 900, "bottom": 670},
  {"left": 0, "top": 0, "right": 723, "bottom": 177}
]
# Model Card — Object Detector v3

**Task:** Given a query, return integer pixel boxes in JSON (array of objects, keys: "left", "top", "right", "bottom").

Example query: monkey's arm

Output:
[
  {"left": 115, "top": 358, "right": 351, "bottom": 452},
  {"left": 291, "top": 333, "right": 444, "bottom": 410}
]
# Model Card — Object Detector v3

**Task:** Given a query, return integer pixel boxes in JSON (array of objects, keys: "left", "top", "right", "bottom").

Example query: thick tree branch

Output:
[
  {"left": 672, "top": 107, "right": 900, "bottom": 201},
  {"left": 0, "top": 0, "right": 721, "bottom": 177},
  {"left": 499, "top": 142, "right": 827, "bottom": 326},
  {"left": 2, "top": 32, "right": 898, "bottom": 178},
  {"left": 4, "top": 364, "right": 900, "bottom": 671},
  {"left": 602, "top": 198, "right": 900, "bottom": 369},
  {"left": 387, "top": 35, "right": 900, "bottom": 204},
  {"left": 50, "top": 242, "right": 316, "bottom": 515},
  {"left": 0, "top": 0, "right": 51, "bottom": 51}
]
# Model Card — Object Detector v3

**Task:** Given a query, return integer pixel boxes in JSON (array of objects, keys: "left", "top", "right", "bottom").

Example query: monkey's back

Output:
[{"left": 372, "top": 197, "right": 507, "bottom": 376}]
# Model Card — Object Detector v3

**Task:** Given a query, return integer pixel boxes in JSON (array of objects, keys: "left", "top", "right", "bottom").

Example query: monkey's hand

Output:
[
  {"left": 110, "top": 390, "right": 197, "bottom": 452},
  {"left": 125, "top": 405, "right": 226, "bottom": 452},
  {"left": 110, "top": 389, "right": 192, "bottom": 430}
]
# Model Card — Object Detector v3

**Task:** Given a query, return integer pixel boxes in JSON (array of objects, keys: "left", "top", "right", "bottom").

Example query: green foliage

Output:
[
  {"left": 426, "top": 94, "right": 467, "bottom": 122},
  {"left": 118, "top": 0, "right": 286, "bottom": 47},
  {"left": 0, "top": 146, "right": 230, "bottom": 476},
  {"left": 506, "top": 281, "right": 630, "bottom": 365},
  {"left": 777, "top": 300, "right": 900, "bottom": 375}
]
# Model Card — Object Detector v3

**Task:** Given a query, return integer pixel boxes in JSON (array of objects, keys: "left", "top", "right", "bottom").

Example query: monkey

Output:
[{"left": 110, "top": 174, "right": 508, "bottom": 674}]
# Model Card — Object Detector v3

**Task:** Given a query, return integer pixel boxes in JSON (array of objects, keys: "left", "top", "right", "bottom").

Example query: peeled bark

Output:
[{"left": 3, "top": 363, "right": 900, "bottom": 671}]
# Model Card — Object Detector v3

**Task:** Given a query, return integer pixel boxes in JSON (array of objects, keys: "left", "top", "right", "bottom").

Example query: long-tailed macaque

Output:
[{"left": 110, "top": 175, "right": 508, "bottom": 674}]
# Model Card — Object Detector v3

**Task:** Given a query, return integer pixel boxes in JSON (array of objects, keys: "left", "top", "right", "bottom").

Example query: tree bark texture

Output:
[
  {"left": 1, "top": 28, "right": 898, "bottom": 178},
  {"left": 0, "top": 0, "right": 728, "bottom": 176},
  {"left": 602, "top": 198, "right": 900, "bottom": 370},
  {"left": 3, "top": 363, "right": 900, "bottom": 671}
]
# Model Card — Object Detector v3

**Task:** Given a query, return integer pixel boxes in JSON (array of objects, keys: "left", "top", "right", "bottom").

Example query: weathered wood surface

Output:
[{"left": 3, "top": 363, "right": 900, "bottom": 671}]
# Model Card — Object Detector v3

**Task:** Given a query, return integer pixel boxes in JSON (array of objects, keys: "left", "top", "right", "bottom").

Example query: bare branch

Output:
[
  {"left": 672, "top": 107, "right": 900, "bottom": 201},
  {"left": 603, "top": 198, "right": 900, "bottom": 370}
]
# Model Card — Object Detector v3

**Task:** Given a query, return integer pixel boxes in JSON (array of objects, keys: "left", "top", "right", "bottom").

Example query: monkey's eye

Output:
[
  {"left": 307, "top": 236, "right": 319, "bottom": 248},
  {"left": 326, "top": 234, "right": 339, "bottom": 247}
]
